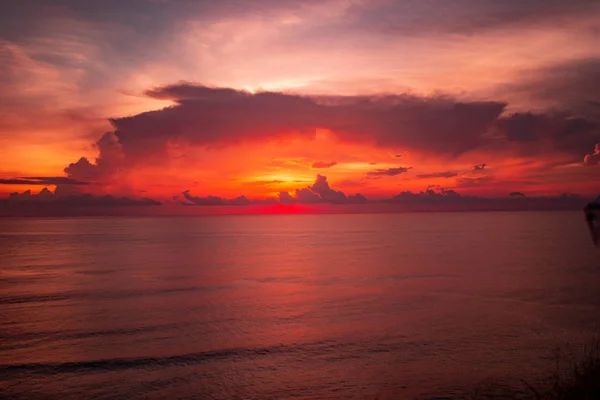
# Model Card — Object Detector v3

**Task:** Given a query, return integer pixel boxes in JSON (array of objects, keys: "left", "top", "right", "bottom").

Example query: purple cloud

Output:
[
  {"left": 416, "top": 171, "right": 458, "bottom": 179},
  {"left": 0, "top": 177, "right": 89, "bottom": 185},
  {"left": 181, "top": 190, "right": 251, "bottom": 206},
  {"left": 584, "top": 143, "right": 600, "bottom": 166},
  {"left": 367, "top": 167, "right": 411, "bottom": 177},
  {"left": 311, "top": 161, "right": 337, "bottom": 168}
]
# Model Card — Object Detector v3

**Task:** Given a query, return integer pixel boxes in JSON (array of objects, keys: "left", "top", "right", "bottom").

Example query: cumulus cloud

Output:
[
  {"left": 366, "top": 167, "right": 411, "bottom": 177},
  {"left": 64, "top": 131, "right": 124, "bottom": 183},
  {"left": 311, "top": 161, "right": 337, "bottom": 168},
  {"left": 416, "top": 171, "right": 458, "bottom": 179},
  {"left": 274, "top": 175, "right": 368, "bottom": 204},
  {"left": 278, "top": 191, "right": 296, "bottom": 204},
  {"left": 308, "top": 174, "right": 347, "bottom": 202},
  {"left": 584, "top": 143, "right": 600, "bottom": 166}
]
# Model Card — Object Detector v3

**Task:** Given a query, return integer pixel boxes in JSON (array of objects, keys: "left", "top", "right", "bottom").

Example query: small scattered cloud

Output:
[
  {"left": 416, "top": 171, "right": 458, "bottom": 179},
  {"left": 246, "top": 180, "right": 285, "bottom": 186},
  {"left": 366, "top": 167, "right": 411, "bottom": 177},
  {"left": 455, "top": 176, "right": 494, "bottom": 188},
  {"left": 584, "top": 143, "right": 600, "bottom": 166},
  {"left": 311, "top": 161, "right": 337, "bottom": 168},
  {"left": 0, "top": 177, "right": 89, "bottom": 185}
]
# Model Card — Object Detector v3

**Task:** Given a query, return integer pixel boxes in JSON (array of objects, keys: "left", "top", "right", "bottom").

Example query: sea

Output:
[{"left": 1, "top": 212, "right": 599, "bottom": 399}]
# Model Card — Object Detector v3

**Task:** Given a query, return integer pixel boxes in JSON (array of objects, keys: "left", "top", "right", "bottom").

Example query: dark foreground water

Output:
[{"left": 1, "top": 212, "right": 599, "bottom": 399}]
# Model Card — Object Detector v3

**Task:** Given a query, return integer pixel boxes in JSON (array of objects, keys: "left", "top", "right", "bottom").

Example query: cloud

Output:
[
  {"left": 455, "top": 176, "right": 494, "bottom": 188},
  {"left": 366, "top": 167, "right": 411, "bottom": 177},
  {"left": 416, "top": 171, "right": 458, "bottom": 179},
  {"left": 82, "top": 84, "right": 505, "bottom": 169},
  {"left": 64, "top": 131, "right": 124, "bottom": 183},
  {"left": 492, "top": 112, "right": 599, "bottom": 158},
  {"left": 388, "top": 187, "right": 467, "bottom": 204},
  {"left": 584, "top": 143, "right": 600, "bottom": 166},
  {"left": 310, "top": 174, "right": 352, "bottom": 203},
  {"left": 60, "top": 83, "right": 508, "bottom": 191},
  {"left": 384, "top": 186, "right": 585, "bottom": 211},
  {"left": 503, "top": 58, "right": 600, "bottom": 113},
  {"left": 278, "top": 191, "right": 295, "bottom": 204},
  {"left": 181, "top": 190, "right": 251, "bottom": 206},
  {"left": 3, "top": 187, "right": 160, "bottom": 206},
  {"left": 311, "top": 160, "right": 337, "bottom": 168},
  {"left": 276, "top": 175, "right": 368, "bottom": 204},
  {"left": 0, "top": 177, "right": 89, "bottom": 185},
  {"left": 344, "top": 0, "right": 600, "bottom": 36},
  {"left": 246, "top": 180, "right": 285, "bottom": 186},
  {"left": 474, "top": 164, "right": 487, "bottom": 171}
]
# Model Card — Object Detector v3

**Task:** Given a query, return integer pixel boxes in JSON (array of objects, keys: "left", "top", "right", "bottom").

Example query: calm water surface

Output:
[{"left": 1, "top": 212, "right": 599, "bottom": 399}]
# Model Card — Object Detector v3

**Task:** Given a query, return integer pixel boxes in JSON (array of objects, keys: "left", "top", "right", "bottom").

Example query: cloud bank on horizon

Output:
[{"left": 0, "top": 0, "right": 599, "bottom": 213}]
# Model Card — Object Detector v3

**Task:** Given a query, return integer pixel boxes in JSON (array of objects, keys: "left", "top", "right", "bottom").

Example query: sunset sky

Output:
[{"left": 1, "top": 0, "right": 599, "bottom": 211}]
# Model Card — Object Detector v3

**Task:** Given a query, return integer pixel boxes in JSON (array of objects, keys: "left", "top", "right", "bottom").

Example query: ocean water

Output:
[{"left": 0, "top": 212, "right": 599, "bottom": 399}]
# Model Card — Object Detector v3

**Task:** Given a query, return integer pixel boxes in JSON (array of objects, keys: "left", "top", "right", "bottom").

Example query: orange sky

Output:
[{"left": 1, "top": 0, "right": 599, "bottom": 208}]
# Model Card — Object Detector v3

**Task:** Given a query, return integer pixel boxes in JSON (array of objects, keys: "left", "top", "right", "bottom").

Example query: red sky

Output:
[{"left": 1, "top": 0, "right": 599, "bottom": 212}]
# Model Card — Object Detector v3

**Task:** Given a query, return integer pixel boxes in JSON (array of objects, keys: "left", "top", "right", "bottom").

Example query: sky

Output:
[{"left": 1, "top": 0, "right": 599, "bottom": 213}]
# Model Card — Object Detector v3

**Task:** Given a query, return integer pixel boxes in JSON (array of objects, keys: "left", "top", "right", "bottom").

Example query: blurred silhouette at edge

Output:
[{"left": 584, "top": 195, "right": 600, "bottom": 246}]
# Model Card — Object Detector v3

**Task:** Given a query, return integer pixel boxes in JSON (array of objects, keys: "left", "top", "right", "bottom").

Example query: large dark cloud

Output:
[
  {"left": 343, "top": 0, "right": 599, "bottom": 36},
  {"left": 505, "top": 58, "right": 600, "bottom": 114},
  {"left": 120, "top": 84, "right": 505, "bottom": 157},
  {"left": 61, "top": 77, "right": 600, "bottom": 187},
  {"left": 64, "top": 84, "right": 507, "bottom": 183},
  {"left": 489, "top": 59, "right": 600, "bottom": 161},
  {"left": 492, "top": 112, "right": 599, "bottom": 159}
]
